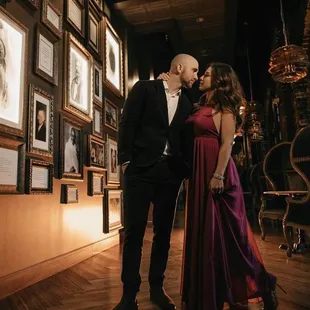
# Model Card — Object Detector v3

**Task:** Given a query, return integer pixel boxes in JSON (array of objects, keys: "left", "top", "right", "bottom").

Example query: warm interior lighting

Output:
[{"left": 196, "top": 17, "right": 204, "bottom": 23}]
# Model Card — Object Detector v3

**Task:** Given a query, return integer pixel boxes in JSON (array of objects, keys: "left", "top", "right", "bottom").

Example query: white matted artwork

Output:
[{"left": 107, "top": 135, "right": 119, "bottom": 186}]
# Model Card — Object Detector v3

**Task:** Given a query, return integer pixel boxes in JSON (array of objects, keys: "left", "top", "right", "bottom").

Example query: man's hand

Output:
[{"left": 156, "top": 72, "right": 170, "bottom": 81}]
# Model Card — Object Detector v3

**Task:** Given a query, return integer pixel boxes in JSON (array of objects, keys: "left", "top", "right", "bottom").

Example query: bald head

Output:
[{"left": 170, "top": 54, "right": 198, "bottom": 70}]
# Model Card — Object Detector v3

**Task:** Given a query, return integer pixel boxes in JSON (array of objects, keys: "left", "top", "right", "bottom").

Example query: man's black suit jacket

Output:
[{"left": 118, "top": 80, "right": 193, "bottom": 176}]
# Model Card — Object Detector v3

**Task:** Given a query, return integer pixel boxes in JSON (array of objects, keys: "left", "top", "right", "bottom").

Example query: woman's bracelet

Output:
[{"left": 213, "top": 173, "right": 224, "bottom": 180}]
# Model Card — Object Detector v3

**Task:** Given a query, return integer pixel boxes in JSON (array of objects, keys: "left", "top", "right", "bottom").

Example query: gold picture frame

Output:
[
  {"left": 41, "top": 0, "right": 63, "bottom": 39},
  {"left": 88, "top": 170, "right": 106, "bottom": 196}
]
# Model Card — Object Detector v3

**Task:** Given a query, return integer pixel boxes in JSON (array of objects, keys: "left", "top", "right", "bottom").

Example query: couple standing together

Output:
[{"left": 114, "top": 54, "right": 279, "bottom": 310}]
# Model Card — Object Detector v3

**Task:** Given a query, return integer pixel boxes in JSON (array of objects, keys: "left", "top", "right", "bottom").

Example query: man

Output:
[
  {"left": 113, "top": 54, "right": 199, "bottom": 310},
  {"left": 71, "top": 59, "right": 82, "bottom": 104},
  {"left": 64, "top": 127, "right": 79, "bottom": 173},
  {"left": 35, "top": 108, "right": 47, "bottom": 142}
]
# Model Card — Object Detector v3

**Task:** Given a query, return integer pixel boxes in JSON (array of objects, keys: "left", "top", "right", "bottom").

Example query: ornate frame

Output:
[
  {"left": 41, "top": 0, "right": 63, "bottom": 39},
  {"left": 92, "top": 103, "right": 103, "bottom": 138},
  {"left": 106, "top": 134, "right": 120, "bottom": 186},
  {"left": 88, "top": 170, "right": 106, "bottom": 196},
  {"left": 65, "top": 0, "right": 85, "bottom": 38},
  {"left": 88, "top": 134, "right": 106, "bottom": 169},
  {"left": 87, "top": 3, "right": 102, "bottom": 59},
  {"left": 104, "top": 98, "right": 118, "bottom": 131},
  {"left": 61, "top": 184, "right": 79, "bottom": 204}
]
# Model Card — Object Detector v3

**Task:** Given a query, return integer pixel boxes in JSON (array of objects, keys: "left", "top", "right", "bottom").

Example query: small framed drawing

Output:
[
  {"left": 93, "top": 61, "right": 103, "bottom": 105},
  {"left": 28, "top": 84, "right": 53, "bottom": 158},
  {"left": 61, "top": 184, "right": 79, "bottom": 204},
  {"left": 66, "top": 0, "right": 85, "bottom": 38},
  {"left": 87, "top": 4, "right": 102, "bottom": 58},
  {"left": 35, "top": 24, "right": 59, "bottom": 86},
  {"left": 0, "top": 7, "right": 28, "bottom": 138},
  {"left": 104, "top": 98, "right": 118, "bottom": 131},
  {"left": 41, "top": 0, "right": 63, "bottom": 39},
  {"left": 64, "top": 31, "right": 93, "bottom": 122},
  {"left": 0, "top": 137, "right": 25, "bottom": 194},
  {"left": 106, "top": 135, "right": 119, "bottom": 186},
  {"left": 59, "top": 115, "right": 84, "bottom": 180},
  {"left": 103, "top": 188, "right": 123, "bottom": 233},
  {"left": 92, "top": 103, "right": 103, "bottom": 138},
  {"left": 88, "top": 170, "right": 105, "bottom": 196},
  {"left": 103, "top": 17, "right": 123, "bottom": 97},
  {"left": 88, "top": 135, "right": 106, "bottom": 169},
  {"left": 26, "top": 159, "right": 53, "bottom": 194}
]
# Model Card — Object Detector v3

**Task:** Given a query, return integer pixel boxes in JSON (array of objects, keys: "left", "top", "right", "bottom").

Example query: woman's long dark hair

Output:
[{"left": 198, "top": 62, "right": 246, "bottom": 128}]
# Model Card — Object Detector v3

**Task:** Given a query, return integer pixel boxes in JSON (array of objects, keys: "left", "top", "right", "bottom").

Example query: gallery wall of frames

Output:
[{"left": 0, "top": 0, "right": 131, "bottom": 238}]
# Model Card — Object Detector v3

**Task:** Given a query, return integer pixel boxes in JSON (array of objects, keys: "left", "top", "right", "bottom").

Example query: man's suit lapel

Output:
[{"left": 155, "top": 81, "right": 169, "bottom": 125}]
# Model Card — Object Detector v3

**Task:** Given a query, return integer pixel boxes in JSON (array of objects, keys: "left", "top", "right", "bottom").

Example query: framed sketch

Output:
[
  {"left": 66, "top": 0, "right": 85, "bottom": 38},
  {"left": 64, "top": 31, "right": 93, "bottom": 122},
  {"left": 104, "top": 98, "right": 118, "bottom": 131},
  {"left": 61, "top": 184, "right": 78, "bottom": 204},
  {"left": 41, "top": 0, "right": 63, "bottom": 39},
  {"left": 35, "top": 24, "right": 59, "bottom": 86},
  {"left": 28, "top": 85, "right": 53, "bottom": 158},
  {"left": 106, "top": 135, "right": 119, "bottom": 186},
  {"left": 88, "top": 135, "right": 106, "bottom": 169},
  {"left": 92, "top": 103, "right": 103, "bottom": 138},
  {"left": 0, "top": 8, "right": 28, "bottom": 138},
  {"left": 25, "top": 0, "right": 39, "bottom": 9},
  {"left": 59, "top": 115, "right": 84, "bottom": 180},
  {"left": 26, "top": 159, "right": 53, "bottom": 194},
  {"left": 103, "top": 188, "right": 123, "bottom": 233},
  {"left": 87, "top": 5, "right": 102, "bottom": 58},
  {"left": 0, "top": 137, "right": 25, "bottom": 194},
  {"left": 103, "top": 18, "right": 123, "bottom": 97},
  {"left": 93, "top": 61, "right": 102, "bottom": 105},
  {"left": 88, "top": 170, "right": 105, "bottom": 196}
]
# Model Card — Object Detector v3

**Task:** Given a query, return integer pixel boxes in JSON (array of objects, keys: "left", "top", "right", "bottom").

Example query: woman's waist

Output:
[{"left": 194, "top": 135, "right": 219, "bottom": 142}]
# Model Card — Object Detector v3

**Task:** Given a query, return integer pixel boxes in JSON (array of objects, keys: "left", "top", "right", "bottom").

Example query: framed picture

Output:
[
  {"left": 0, "top": 8, "right": 28, "bottom": 138},
  {"left": 88, "top": 170, "right": 105, "bottom": 196},
  {"left": 26, "top": 159, "right": 53, "bottom": 194},
  {"left": 28, "top": 85, "right": 53, "bottom": 158},
  {"left": 103, "top": 188, "right": 123, "bottom": 233},
  {"left": 59, "top": 115, "right": 84, "bottom": 180},
  {"left": 0, "top": 136, "right": 25, "bottom": 194},
  {"left": 66, "top": 0, "right": 85, "bottom": 38},
  {"left": 64, "top": 31, "right": 93, "bottom": 122},
  {"left": 103, "top": 18, "right": 123, "bottom": 97},
  {"left": 92, "top": 103, "right": 103, "bottom": 138},
  {"left": 87, "top": 4, "right": 102, "bottom": 58},
  {"left": 88, "top": 135, "right": 106, "bottom": 169},
  {"left": 35, "top": 24, "right": 59, "bottom": 86},
  {"left": 104, "top": 98, "right": 118, "bottom": 131},
  {"left": 61, "top": 184, "right": 79, "bottom": 204},
  {"left": 90, "top": 0, "right": 103, "bottom": 13},
  {"left": 93, "top": 61, "right": 102, "bottom": 105},
  {"left": 106, "top": 135, "right": 119, "bottom": 186},
  {"left": 41, "top": 0, "right": 63, "bottom": 39}
]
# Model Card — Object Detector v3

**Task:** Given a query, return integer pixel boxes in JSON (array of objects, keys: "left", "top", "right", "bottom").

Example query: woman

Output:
[{"left": 159, "top": 63, "right": 281, "bottom": 309}]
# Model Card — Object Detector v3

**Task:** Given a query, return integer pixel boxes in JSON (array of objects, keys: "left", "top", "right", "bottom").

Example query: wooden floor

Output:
[{"left": 1, "top": 226, "right": 310, "bottom": 310}]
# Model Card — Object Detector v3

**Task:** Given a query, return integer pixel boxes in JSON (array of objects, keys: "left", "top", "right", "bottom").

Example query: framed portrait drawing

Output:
[
  {"left": 28, "top": 85, "right": 53, "bottom": 158},
  {"left": 59, "top": 115, "right": 84, "bottom": 180},
  {"left": 35, "top": 25, "right": 59, "bottom": 86},
  {"left": 0, "top": 137, "right": 25, "bottom": 194},
  {"left": 64, "top": 32, "right": 93, "bottom": 122},
  {"left": 104, "top": 98, "right": 118, "bottom": 131},
  {"left": 41, "top": 0, "right": 63, "bottom": 39},
  {"left": 103, "top": 18, "right": 123, "bottom": 97},
  {"left": 106, "top": 135, "right": 119, "bottom": 186},
  {"left": 26, "top": 159, "right": 53, "bottom": 194},
  {"left": 65, "top": 0, "right": 85, "bottom": 38},
  {"left": 93, "top": 61, "right": 102, "bottom": 105},
  {"left": 88, "top": 135, "right": 106, "bottom": 169},
  {"left": 61, "top": 184, "right": 79, "bottom": 204},
  {"left": 88, "top": 170, "right": 105, "bottom": 196},
  {"left": 0, "top": 8, "right": 28, "bottom": 138},
  {"left": 92, "top": 103, "right": 103, "bottom": 138},
  {"left": 87, "top": 4, "right": 102, "bottom": 58},
  {"left": 103, "top": 188, "right": 123, "bottom": 233}
]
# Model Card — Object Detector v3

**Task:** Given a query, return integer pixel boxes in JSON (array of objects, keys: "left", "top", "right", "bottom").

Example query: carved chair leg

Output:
[
  {"left": 283, "top": 223, "right": 293, "bottom": 257},
  {"left": 258, "top": 212, "right": 265, "bottom": 241}
]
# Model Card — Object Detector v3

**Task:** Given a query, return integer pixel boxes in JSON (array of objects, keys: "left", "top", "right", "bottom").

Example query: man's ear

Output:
[{"left": 176, "top": 64, "right": 183, "bottom": 74}]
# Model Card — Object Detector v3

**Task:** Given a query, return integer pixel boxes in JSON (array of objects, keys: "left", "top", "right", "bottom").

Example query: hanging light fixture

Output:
[{"left": 268, "top": 0, "right": 309, "bottom": 83}]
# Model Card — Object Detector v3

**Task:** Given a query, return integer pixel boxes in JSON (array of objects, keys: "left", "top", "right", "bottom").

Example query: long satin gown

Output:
[{"left": 181, "top": 106, "right": 276, "bottom": 309}]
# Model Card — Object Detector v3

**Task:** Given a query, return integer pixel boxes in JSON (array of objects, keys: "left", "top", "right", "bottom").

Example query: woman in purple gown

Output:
[{"left": 180, "top": 63, "right": 279, "bottom": 310}]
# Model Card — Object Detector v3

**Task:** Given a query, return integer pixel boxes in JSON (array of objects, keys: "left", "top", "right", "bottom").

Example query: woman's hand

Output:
[
  {"left": 209, "top": 177, "right": 224, "bottom": 195},
  {"left": 156, "top": 72, "right": 170, "bottom": 81}
]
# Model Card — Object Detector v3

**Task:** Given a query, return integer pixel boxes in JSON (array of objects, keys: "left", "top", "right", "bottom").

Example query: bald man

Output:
[{"left": 114, "top": 54, "right": 199, "bottom": 310}]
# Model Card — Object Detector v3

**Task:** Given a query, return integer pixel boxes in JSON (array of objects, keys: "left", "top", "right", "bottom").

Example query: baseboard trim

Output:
[{"left": 0, "top": 232, "right": 120, "bottom": 300}]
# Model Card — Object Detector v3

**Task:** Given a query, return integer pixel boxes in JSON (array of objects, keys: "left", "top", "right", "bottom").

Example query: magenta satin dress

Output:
[{"left": 181, "top": 106, "right": 275, "bottom": 309}]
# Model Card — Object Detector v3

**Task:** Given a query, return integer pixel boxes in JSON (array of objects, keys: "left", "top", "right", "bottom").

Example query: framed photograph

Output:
[
  {"left": 104, "top": 98, "right": 118, "bottom": 131},
  {"left": 64, "top": 31, "right": 93, "bottom": 122},
  {"left": 88, "top": 170, "right": 105, "bottom": 196},
  {"left": 28, "top": 84, "right": 53, "bottom": 158},
  {"left": 103, "top": 188, "right": 123, "bottom": 233},
  {"left": 35, "top": 24, "right": 59, "bottom": 86},
  {"left": 41, "top": 0, "right": 63, "bottom": 39},
  {"left": 103, "top": 18, "right": 123, "bottom": 97},
  {"left": 88, "top": 135, "right": 106, "bottom": 169},
  {"left": 87, "top": 4, "right": 102, "bottom": 58},
  {"left": 92, "top": 103, "right": 103, "bottom": 138},
  {"left": 59, "top": 115, "right": 84, "bottom": 180},
  {"left": 26, "top": 159, "right": 53, "bottom": 194},
  {"left": 61, "top": 184, "right": 78, "bottom": 204},
  {"left": 0, "top": 136, "right": 25, "bottom": 194},
  {"left": 106, "top": 135, "right": 119, "bottom": 186},
  {"left": 0, "top": 8, "right": 28, "bottom": 138},
  {"left": 93, "top": 61, "right": 102, "bottom": 105},
  {"left": 25, "top": 0, "right": 39, "bottom": 9},
  {"left": 66, "top": 0, "right": 85, "bottom": 37}
]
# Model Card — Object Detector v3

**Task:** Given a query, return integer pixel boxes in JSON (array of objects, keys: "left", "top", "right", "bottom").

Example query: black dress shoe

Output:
[
  {"left": 112, "top": 296, "right": 138, "bottom": 310},
  {"left": 150, "top": 288, "right": 176, "bottom": 310}
]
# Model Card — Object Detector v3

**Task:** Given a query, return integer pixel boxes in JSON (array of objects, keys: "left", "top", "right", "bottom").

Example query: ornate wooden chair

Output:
[{"left": 283, "top": 125, "right": 310, "bottom": 257}]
